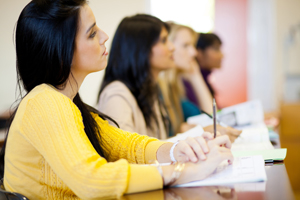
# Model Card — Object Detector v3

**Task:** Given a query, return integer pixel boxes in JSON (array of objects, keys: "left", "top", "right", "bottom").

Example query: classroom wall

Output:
[
  {"left": 0, "top": 0, "right": 149, "bottom": 113},
  {"left": 247, "top": 0, "right": 300, "bottom": 112},
  {"left": 211, "top": 0, "right": 248, "bottom": 109},
  {"left": 79, "top": 0, "right": 150, "bottom": 106},
  {"left": 1, "top": 0, "right": 300, "bottom": 113},
  {"left": 0, "top": 0, "right": 29, "bottom": 113},
  {"left": 247, "top": 0, "right": 277, "bottom": 112},
  {"left": 275, "top": 0, "right": 300, "bottom": 104}
]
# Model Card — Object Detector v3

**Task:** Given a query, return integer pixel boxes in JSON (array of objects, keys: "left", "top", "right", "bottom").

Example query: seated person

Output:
[{"left": 1, "top": 1, "right": 233, "bottom": 199}]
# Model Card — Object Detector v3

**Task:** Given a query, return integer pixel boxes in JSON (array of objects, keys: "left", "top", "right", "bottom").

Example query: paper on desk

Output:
[
  {"left": 187, "top": 100, "right": 264, "bottom": 128},
  {"left": 167, "top": 125, "right": 204, "bottom": 143},
  {"left": 217, "top": 100, "right": 264, "bottom": 127},
  {"left": 232, "top": 149, "right": 287, "bottom": 162},
  {"left": 175, "top": 155, "right": 267, "bottom": 187},
  {"left": 231, "top": 126, "right": 274, "bottom": 151},
  {"left": 187, "top": 114, "right": 213, "bottom": 127}
]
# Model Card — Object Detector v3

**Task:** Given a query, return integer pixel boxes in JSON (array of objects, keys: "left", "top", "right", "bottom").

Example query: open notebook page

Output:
[{"left": 175, "top": 155, "right": 267, "bottom": 187}]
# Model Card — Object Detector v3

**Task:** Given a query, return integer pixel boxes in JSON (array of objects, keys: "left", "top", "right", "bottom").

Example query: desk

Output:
[{"left": 124, "top": 163, "right": 294, "bottom": 200}]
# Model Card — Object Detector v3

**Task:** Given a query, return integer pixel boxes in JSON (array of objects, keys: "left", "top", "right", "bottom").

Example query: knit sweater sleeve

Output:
[
  {"left": 20, "top": 91, "right": 163, "bottom": 199},
  {"left": 92, "top": 113, "right": 166, "bottom": 164}
]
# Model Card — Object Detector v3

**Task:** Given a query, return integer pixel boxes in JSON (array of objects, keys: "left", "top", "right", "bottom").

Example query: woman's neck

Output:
[
  {"left": 58, "top": 71, "right": 86, "bottom": 101},
  {"left": 151, "top": 68, "right": 161, "bottom": 82}
]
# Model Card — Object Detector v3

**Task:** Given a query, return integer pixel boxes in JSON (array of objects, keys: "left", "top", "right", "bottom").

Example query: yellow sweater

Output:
[{"left": 4, "top": 84, "right": 165, "bottom": 200}]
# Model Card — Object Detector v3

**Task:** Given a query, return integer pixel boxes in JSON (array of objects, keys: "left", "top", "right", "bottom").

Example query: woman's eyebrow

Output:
[{"left": 86, "top": 22, "right": 96, "bottom": 34}]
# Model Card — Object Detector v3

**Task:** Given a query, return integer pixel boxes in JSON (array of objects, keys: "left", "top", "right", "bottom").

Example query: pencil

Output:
[{"left": 213, "top": 98, "right": 217, "bottom": 138}]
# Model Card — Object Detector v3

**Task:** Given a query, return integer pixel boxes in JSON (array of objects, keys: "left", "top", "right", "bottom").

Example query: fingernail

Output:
[{"left": 192, "top": 157, "right": 197, "bottom": 162}]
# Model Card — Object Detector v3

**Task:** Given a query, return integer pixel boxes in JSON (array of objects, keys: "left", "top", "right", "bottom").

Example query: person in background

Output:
[
  {"left": 194, "top": 33, "right": 223, "bottom": 100},
  {"left": 0, "top": 1, "right": 233, "bottom": 199},
  {"left": 159, "top": 23, "right": 240, "bottom": 140},
  {"left": 98, "top": 14, "right": 176, "bottom": 138},
  {"left": 159, "top": 23, "right": 212, "bottom": 133}
]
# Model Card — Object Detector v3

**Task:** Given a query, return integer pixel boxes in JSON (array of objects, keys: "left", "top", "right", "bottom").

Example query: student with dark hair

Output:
[
  {"left": 98, "top": 14, "right": 175, "bottom": 139},
  {"left": 0, "top": 1, "right": 233, "bottom": 199},
  {"left": 191, "top": 33, "right": 223, "bottom": 102}
]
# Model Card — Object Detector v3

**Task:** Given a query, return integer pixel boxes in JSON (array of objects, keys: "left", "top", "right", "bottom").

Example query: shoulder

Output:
[
  {"left": 19, "top": 84, "right": 78, "bottom": 117},
  {"left": 99, "top": 81, "right": 136, "bottom": 105},
  {"left": 101, "top": 81, "right": 132, "bottom": 96}
]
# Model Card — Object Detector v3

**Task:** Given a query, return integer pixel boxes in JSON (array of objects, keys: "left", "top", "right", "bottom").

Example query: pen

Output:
[{"left": 213, "top": 98, "right": 217, "bottom": 138}]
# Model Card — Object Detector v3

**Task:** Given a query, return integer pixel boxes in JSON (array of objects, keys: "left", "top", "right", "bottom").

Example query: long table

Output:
[{"left": 123, "top": 162, "right": 294, "bottom": 200}]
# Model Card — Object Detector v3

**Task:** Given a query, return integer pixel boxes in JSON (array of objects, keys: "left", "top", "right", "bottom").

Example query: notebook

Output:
[{"left": 175, "top": 155, "right": 267, "bottom": 187}]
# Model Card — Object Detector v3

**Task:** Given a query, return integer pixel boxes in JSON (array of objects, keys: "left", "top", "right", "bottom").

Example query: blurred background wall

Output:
[{"left": 3, "top": 0, "right": 300, "bottom": 112}]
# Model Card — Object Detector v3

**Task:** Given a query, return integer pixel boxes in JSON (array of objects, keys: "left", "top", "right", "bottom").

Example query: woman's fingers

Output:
[
  {"left": 177, "top": 141, "right": 198, "bottom": 162},
  {"left": 186, "top": 137, "right": 207, "bottom": 161},
  {"left": 219, "top": 148, "right": 234, "bottom": 164},
  {"left": 209, "top": 135, "right": 232, "bottom": 149},
  {"left": 176, "top": 135, "right": 211, "bottom": 162},
  {"left": 175, "top": 134, "right": 232, "bottom": 163},
  {"left": 202, "top": 131, "right": 214, "bottom": 140}
]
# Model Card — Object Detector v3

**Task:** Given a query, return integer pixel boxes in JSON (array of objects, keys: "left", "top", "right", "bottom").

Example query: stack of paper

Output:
[
  {"left": 231, "top": 126, "right": 274, "bottom": 151},
  {"left": 169, "top": 107, "right": 287, "bottom": 163},
  {"left": 232, "top": 149, "right": 287, "bottom": 162},
  {"left": 187, "top": 100, "right": 264, "bottom": 128},
  {"left": 231, "top": 127, "right": 287, "bottom": 162},
  {"left": 175, "top": 155, "right": 267, "bottom": 187}
]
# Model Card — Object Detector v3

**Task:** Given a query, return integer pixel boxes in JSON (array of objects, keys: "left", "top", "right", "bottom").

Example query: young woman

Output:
[
  {"left": 159, "top": 23, "right": 241, "bottom": 139},
  {"left": 194, "top": 33, "right": 223, "bottom": 99},
  {"left": 0, "top": 1, "right": 233, "bottom": 199},
  {"left": 98, "top": 14, "right": 176, "bottom": 138},
  {"left": 159, "top": 23, "right": 213, "bottom": 133}
]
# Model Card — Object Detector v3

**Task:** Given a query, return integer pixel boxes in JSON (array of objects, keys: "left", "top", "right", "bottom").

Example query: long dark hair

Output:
[
  {"left": 196, "top": 33, "right": 222, "bottom": 50},
  {"left": 98, "top": 14, "right": 169, "bottom": 130},
  {"left": 0, "top": 0, "right": 116, "bottom": 178}
]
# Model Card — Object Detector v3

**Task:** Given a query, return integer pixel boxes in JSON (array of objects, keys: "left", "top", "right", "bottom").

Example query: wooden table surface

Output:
[{"left": 123, "top": 162, "right": 294, "bottom": 200}]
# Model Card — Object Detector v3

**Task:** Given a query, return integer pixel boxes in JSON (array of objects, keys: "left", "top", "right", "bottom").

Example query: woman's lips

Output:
[{"left": 102, "top": 49, "right": 108, "bottom": 56}]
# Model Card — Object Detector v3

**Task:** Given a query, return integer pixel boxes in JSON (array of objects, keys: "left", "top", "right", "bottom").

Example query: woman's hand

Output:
[
  {"left": 181, "top": 59, "right": 201, "bottom": 79},
  {"left": 162, "top": 135, "right": 233, "bottom": 186},
  {"left": 203, "top": 125, "right": 242, "bottom": 143},
  {"left": 179, "top": 122, "right": 196, "bottom": 133},
  {"left": 173, "top": 132, "right": 214, "bottom": 162}
]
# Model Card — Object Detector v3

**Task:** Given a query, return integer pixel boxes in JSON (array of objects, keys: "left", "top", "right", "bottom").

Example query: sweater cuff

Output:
[
  {"left": 145, "top": 141, "right": 167, "bottom": 164},
  {"left": 125, "top": 164, "right": 163, "bottom": 194}
]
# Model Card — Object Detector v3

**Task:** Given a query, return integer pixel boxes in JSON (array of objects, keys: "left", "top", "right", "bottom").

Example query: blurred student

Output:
[
  {"left": 98, "top": 14, "right": 176, "bottom": 138},
  {"left": 0, "top": 2, "right": 233, "bottom": 199},
  {"left": 159, "top": 23, "right": 240, "bottom": 139},
  {"left": 191, "top": 33, "right": 223, "bottom": 104},
  {"left": 159, "top": 23, "right": 212, "bottom": 133}
]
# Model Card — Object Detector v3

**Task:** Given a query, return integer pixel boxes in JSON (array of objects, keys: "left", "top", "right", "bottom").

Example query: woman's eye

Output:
[
  {"left": 90, "top": 31, "right": 97, "bottom": 38},
  {"left": 161, "top": 38, "right": 167, "bottom": 43}
]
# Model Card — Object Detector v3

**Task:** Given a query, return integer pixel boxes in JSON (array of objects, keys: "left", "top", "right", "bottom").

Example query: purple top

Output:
[{"left": 182, "top": 68, "right": 214, "bottom": 108}]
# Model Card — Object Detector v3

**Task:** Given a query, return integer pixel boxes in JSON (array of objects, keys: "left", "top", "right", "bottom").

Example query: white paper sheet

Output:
[
  {"left": 187, "top": 114, "right": 213, "bottom": 127},
  {"left": 232, "top": 126, "right": 274, "bottom": 151},
  {"left": 166, "top": 125, "right": 204, "bottom": 143},
  {"left": 175, "top": 155, "right": 267, "bottom": 187},
  {"left": 187, "top": 100, "right": 265, "bottom": 128}
]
